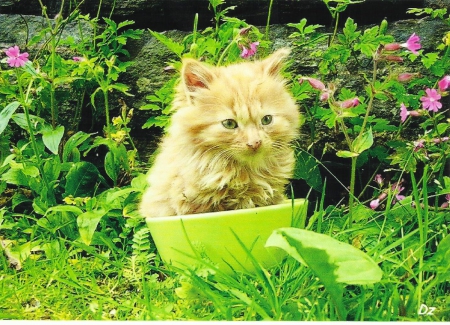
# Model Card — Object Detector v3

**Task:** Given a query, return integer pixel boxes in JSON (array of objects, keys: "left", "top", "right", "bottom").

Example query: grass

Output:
[{"left": 1, "top": 195, "right": 449, "bottom": 321}]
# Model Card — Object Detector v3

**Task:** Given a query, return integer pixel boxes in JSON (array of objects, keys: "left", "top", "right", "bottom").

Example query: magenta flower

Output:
[
  {"left": 401, "top": 33, "right": 421, "bottom": 55},
  {"left": 438, "top": 75, "right": 450, "bottom": 92},
  {"left": 240, "top": 42, "right": 259, "bottom": 59},
  {"left": 420, "top": 88, "right": 442, "bottom": 112},
  {"left": 4, "top": 45, "right": 29, "bottom": 67},
  {"left": 73, "top": 56, "right": 85, "bottom": 62}
]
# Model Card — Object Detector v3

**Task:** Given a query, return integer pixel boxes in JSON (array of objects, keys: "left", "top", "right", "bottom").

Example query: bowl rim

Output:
[{"left": 146, "top": 198, "right": 307, "bottom": 223}]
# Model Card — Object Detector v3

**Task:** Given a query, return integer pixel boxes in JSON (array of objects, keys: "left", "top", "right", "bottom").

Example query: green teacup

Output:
[{"left": 147, "top": 199, "right": 307, "bottom": 274}]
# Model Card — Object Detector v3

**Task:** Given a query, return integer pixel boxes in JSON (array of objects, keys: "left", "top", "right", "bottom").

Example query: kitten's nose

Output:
[{"left": 247, "top": 140, "right": 261, "bottom": 150}]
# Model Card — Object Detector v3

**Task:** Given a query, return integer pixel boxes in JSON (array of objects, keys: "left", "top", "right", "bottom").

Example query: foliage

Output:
[{"left": 0, "top": 0, "right": 449, "bottom": 321}]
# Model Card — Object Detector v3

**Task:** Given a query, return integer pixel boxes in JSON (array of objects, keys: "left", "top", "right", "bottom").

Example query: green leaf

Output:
[
  {"left": 293, "top": 151, "right": 323, "bottom": 191},
  {"left": 352, "top": 128, "right": 373, "bottom": 154},
  {"left": 64, "top": 161, "right": 100, "bottom": 197},
  {"left": 77, "top": 209, "right": 106, "bottom": 245},
  {"left": 0, "top": 101, "right": 20, "bottom": 135},
  {"left": 62, "top": 131, "right": 92, "bottom": 163},
  {"left": 44, "top": 155, "right": 61, "bottom": 182},
  {"left": 342, "top": 17, "right": 360, "bottom": 43},
  {"left": 104, "top": 151, "right": 119, "bottom": 184},
  {"left": 149, "top": 29, "right": 184, "bottom": 57},
  {"left": 266, "top": 228, "right": 383, "bottom": 319},
  {"left": 336, "top": 150, "right": 359, "bottom": 158},
  {"left": 42, "top": 125, "right": 65, "bottom": 155}
]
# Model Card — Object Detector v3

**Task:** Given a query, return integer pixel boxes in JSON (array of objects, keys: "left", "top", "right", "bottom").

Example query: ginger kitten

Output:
[{"left": 140, "top": 48, "right": 300, "bottom": 217}]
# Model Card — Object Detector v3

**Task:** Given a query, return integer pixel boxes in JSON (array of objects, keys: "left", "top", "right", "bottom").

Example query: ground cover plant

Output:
[{"left": 0, "top": 0, "right": 449, "bottom": 320}]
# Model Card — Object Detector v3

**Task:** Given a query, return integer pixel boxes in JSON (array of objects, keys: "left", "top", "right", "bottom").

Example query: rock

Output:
[{"left": 1, "top": 0, "right": 427, "bottom": 31}]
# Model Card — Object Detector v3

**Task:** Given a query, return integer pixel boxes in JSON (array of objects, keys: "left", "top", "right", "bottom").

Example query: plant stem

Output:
[
  {"left": 347, "top": 156, "right": 357, "bottom": 227},
  {"left": 265, "top": 0, "right": 274, "bottom": 41},
  {"left": 410, "top": 167, "right": 428, "bottom": 309},
  {"left": 16, "top": 70, "right": 54, "bottom": 205},
  {"left": 217, "top": 40, "right": 236, "bottom": 66}
]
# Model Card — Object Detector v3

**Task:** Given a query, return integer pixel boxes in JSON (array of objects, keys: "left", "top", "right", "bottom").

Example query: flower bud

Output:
[
  {"left": 432, "top": 136, "right": 449, "bottom": 144},
  {"left": 370, "top": 199, "right": 380, "bottom": 210},
  {"left": 438, "top": 75, "right": 450, "bottom": 92},
  {"left": 320, "top": 90, "right": 330, "bottom": 102},
  {"left": 384, "top": 43, "right": 401, "bottom": 51},
  {"left": 397, "top": 73, "right": 415, "bottom": 82},
  {"left": 299, "top": 77, "right": 326, "bottom": 91},
  {"left": 339, "top": 97, "right": 360, "bottom": 108},
  {"left": 384, "top": 55, "right": 403, "bottom": 62}
]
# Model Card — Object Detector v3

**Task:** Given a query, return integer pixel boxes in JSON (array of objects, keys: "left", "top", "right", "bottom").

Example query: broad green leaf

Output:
[
  {"left": 77, "top": 209, "right": 106, "bottom": 246},
  {"left": 293, "top": 151, "right": 323, "bottom": 191},
  {"left": 266, "top": 228, "right": 383, "bottom": 319},
  {"left": 435, "top": 235, "right": 450, "bottom": 282},
  {"left": 64, "top": 161, "right": 100, "bottom": 197},
  {"left": 44, "top": 156, "right": 61, "bottom": 182},
  {"left": 42, "top": 125, "right": 65, "bottom": 155},
  {"left": 352, "top": 128, "right": 373, "bottom": 154},
  {"left": 0, "top": 101, "right": 20, "bottom": 135},
  {"left": 266, "top": 228, "right": 383, "bottom": 285},
  {"left": 104, "top": 151, "right": 119, "bottom": 184},
  {"left": 62, "top": 131, "right": 92, "bottom": 163},
  {"left": 45, "top": 205, "right": 84, "bottom": 216}
]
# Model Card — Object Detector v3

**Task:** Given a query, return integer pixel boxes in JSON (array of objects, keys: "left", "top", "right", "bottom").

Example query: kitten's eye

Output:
[
  {"left": 222, "top": 119, "right": 238, "bottom": 129},
  {"left": 261, "top": 115, "right": 273, "bottom": 125}
]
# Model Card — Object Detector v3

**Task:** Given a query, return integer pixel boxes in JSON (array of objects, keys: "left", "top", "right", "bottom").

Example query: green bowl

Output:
[{"left": 146, "top": 198, "right": 308, "bottom": 274}]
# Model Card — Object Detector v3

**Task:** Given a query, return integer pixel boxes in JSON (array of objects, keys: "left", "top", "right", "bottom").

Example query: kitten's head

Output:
[{"left": 171, "top": 48, "right": 300, "bottom": 166}]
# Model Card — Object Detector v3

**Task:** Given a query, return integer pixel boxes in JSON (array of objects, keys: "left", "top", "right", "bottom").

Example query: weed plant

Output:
[{"left": 0, "top": 0, "right": 449, "bottom": 321}]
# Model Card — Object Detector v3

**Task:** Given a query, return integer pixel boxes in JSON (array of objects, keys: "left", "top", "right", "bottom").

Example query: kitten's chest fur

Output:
[{"left": 180, "top": 145, "right": 294, "bottom": 214}]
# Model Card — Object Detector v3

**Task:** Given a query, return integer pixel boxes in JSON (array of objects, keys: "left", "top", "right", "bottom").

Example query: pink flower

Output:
[
  {"left": 420, "top": 88, "right": 442, "bottom": 112},
  {"left": 401, "top": 33, "right": 421, "bottom": 55},
  {"left": 413, "top": 139, "right": 425, "bottom": 151},
  {"left": 432, "top": 136, "right": 449, "bottom": 144},
  {"left": 400, "top": 103, "right": 409, "bottom": 123},
  {"left": 374, "top": 174, "right": 384, "bottom": 186},
  {"left": 73, "top": 56, "right": 85, "bottom": 62},
  {"left": 370, "top": 199, "right": 380, "bottom": 210},
  {"left": 4, "top": 45, "right": 29, "bottom": 67},
  {"left": 339, "top": 97, "right": 360, "bottom": 108},
  {"left": 438, "top": 75, "right": 450, "bottom": 92},
  {"left": 400, "top": 103, "right": 422, "bottom": 122},
  {"left": 440, "top": 194, "right": 450, "bottom": 208},
  {"left": 400, "top": 33, "right": 422, "bottom": 55},
  {"left": 240, "top": 42, "right": 259, "bottom": 59}
]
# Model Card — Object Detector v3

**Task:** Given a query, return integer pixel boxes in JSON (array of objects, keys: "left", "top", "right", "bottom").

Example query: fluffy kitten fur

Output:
[{"left": 140, "top": 48, "right": 300, "bottom": 218}]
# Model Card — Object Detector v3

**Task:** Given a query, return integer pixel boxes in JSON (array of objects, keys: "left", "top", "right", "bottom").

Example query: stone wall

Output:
[
  {"left": 0, "top": 0, "right": 441, "bottom": 30},
  {"left": 0, "top": 0, "right": 449, "bottom": 150}
]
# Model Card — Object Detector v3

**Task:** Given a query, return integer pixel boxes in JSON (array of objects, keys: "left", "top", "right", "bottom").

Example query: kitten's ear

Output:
[
  {"left": 182, "top": 59, "right": 215, "bottom": 92},
  {"left": 262, "top": 48, "right": 291, "bottom": 77}
]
